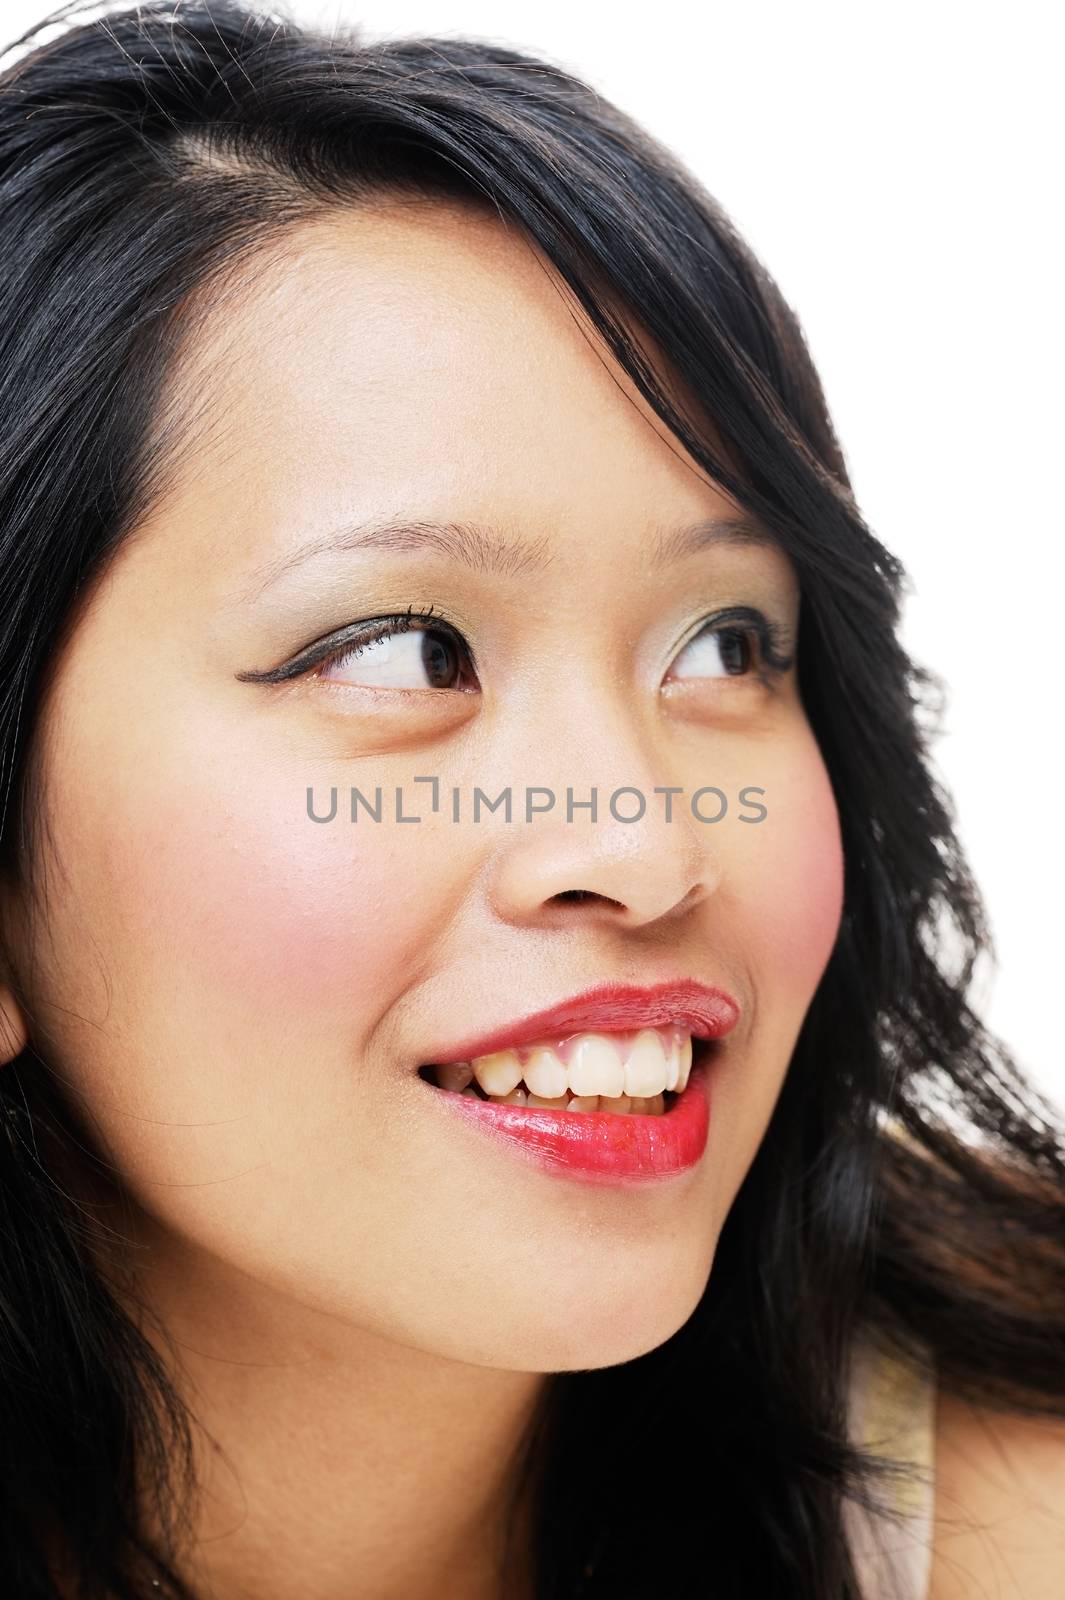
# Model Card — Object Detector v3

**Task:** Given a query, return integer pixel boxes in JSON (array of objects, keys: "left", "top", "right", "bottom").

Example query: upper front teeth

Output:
[{"left": 438, "top": 1027, "right": 694, "bottom": 1100}]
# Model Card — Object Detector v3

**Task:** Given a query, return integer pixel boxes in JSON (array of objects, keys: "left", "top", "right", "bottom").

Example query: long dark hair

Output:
[{"left": 2, "top": 3, "right": 1063, "bottom": 1595}]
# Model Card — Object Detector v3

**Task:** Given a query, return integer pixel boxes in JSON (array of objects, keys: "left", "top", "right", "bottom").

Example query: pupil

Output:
[
  {"left": 720, "top": 630, "right": 750, "bottom": 674},
  {"left": 423, "top": 630, "right": 458, "bottom": 687}
]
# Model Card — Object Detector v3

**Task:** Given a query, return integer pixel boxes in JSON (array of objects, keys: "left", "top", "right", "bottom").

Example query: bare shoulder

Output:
[{"left": 930, "top": 1381, "right": 1065, "bottom": 1598}]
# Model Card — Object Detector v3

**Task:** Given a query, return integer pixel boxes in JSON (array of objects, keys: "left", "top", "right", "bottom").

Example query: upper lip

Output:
[{"left": 421, "top": 979, "right": 741, "bottom": 1066}]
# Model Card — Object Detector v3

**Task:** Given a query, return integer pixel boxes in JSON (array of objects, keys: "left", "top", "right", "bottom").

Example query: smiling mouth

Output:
[{"left": 417, "top": 1027, "right": 717, "bottom": 1117}]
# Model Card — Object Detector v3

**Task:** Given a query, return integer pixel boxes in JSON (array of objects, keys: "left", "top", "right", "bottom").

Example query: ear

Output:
[{"left": 0, "top": 981, "right": 29, "bottom": 1065}]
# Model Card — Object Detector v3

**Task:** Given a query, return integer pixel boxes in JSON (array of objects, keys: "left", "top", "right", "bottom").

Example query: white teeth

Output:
[
  {"left": 458, "top": 1026, "right": 696, "bottom": 1103},
  {"left": 663, "top": 1036, "right": 679, "bottom": 1092},
  {"left": 567, "top": 1035, "right": 626, "bottom": 1098},
  {"left": 676, "top": 1034, "right": 693, "bottom": 1092},
  {"left": 522, "top": 1047, "right": 570, "bottom": 1100},
  {"left": 471, "top": 1049, "right": 524, "bottom": 1097},
  {"left": 623, "top": 1029, "right": 672, "bottom": 1098},
  {"left": 478, "top": 1087, "right": 668, "bottom": 1116}
]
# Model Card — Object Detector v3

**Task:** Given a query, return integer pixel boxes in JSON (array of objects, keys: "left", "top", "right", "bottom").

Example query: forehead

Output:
[
  {"left": 142, "top": 198, "right": 753, "bottom": 566},
  {"left": 178, "top": 194, "right": 667, "bottom": 453}
]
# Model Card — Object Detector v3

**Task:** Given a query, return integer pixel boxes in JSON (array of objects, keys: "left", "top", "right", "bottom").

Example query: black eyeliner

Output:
[{"left": 235, "top": 604, "right": 445, "bottom": 685}]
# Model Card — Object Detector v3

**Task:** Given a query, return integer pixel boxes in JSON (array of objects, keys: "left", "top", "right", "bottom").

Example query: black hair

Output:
[{"left": 1, "top": 3, "right": 1063, "bottom": 1596}]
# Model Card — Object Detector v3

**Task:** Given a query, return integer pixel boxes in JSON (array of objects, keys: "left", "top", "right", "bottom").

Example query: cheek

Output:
[
  {"left": 43, "top": 706, "right": 455, "bottom": 1067},
  {"left": 735, "top": 734, "right": 844, "bottom": 1010},
  {"left": 37, "top": 754, "right": 457, "bottom": 1201},
  {"left": 697, "top": 731, "right": 844, "bottom": 1214},
  {"left": 117, "top": 785, "right": 450, "bottom": 1029}
]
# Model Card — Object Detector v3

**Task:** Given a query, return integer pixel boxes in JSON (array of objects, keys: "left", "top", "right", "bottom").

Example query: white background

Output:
[{"left": 5, "top": 1, "right": 1062, "bottom": 1110}]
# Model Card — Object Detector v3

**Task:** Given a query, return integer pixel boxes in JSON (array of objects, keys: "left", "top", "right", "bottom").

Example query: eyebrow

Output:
[{"left": 236, "top": 510, "right": 778, "bottom": 604}]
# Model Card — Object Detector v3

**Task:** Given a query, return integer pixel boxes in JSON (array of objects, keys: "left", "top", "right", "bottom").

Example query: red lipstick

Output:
[{"left": 421, "top": 978, "right": 740, "bottom": 1066}]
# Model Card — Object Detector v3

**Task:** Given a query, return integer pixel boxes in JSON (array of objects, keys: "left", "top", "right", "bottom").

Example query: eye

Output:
[
  {"left": 666, "top": 607, "right": 794, "bottom": 685},
  {"left": 316, "top": 612, "right": 476, "bottom": 691},
  {"left": 235, "top": 607, "right": 479, "bottom": 692}
]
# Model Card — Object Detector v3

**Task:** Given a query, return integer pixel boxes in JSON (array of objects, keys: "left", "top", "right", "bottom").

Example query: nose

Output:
[{"left": 483, "top": 696, "right": 722, "bottom": 932}]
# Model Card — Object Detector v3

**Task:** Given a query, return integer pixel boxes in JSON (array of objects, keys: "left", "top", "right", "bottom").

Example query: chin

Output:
[{"left": 459, "top": 1256, "right": 713, "bottom": 1373}]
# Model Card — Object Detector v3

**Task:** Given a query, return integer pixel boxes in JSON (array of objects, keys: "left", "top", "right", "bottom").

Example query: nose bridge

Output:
[{"left": 481, "top": 678, "right": 720, "bottom": 926}]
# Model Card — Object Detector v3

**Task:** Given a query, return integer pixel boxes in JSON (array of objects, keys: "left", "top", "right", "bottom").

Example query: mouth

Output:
[
  {"left": 416, "top": 1027, "right": 720, "bottom": 1184},
  {"left": 416, "top": 1026, "right": 718, "bottom": 1118}
]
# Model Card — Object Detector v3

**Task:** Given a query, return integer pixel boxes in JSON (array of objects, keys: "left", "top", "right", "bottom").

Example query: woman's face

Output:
[{"left": 1, "top": 197, "right": 843, "bottom": 1371}]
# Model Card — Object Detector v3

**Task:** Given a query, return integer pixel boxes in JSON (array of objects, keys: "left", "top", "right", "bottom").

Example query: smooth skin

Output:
[{"left": 0, "top": 194, "right": 1059, "bottom": 1597}]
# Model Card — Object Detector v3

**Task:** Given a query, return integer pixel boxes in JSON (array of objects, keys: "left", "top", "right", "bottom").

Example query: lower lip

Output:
[{"left": 420, "top": 1048, "right": 713, "bottom": 1186}]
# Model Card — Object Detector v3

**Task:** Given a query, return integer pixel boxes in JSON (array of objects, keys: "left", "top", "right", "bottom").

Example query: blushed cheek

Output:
[
  {"left": 101, "top": 781, "right": 453, "bottom": 1034},
  {"left": 744, "top": 747, "right": 844, "bottom": 1008}
]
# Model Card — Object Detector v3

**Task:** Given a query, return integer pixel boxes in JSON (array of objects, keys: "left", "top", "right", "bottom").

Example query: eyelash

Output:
[{"left": 238, "top": 603, "right": 795, "bottom": 689}]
